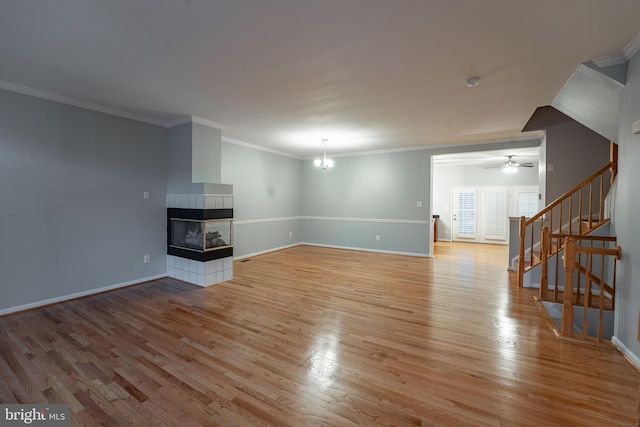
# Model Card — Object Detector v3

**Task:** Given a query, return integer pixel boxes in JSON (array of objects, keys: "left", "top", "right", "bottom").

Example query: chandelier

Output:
[{"left": 314, "top": 138, "right": 334, "bottom": 170}]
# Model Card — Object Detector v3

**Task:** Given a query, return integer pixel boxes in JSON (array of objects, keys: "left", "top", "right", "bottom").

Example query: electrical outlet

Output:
[
  {"left": 417, "top": 201, "right": 423, "bottom": 207},
  {"left": 143, "top": 254, "right": 150, "bottom": 264},
  {"left": 143, "top": 191, "right": 150, "bottom": 199},
  {"left": 376, "top": 235, "right": 380, "bottom": 241},
  {"left": 289, "top": 231, "right": 293, "bottom": 237}
]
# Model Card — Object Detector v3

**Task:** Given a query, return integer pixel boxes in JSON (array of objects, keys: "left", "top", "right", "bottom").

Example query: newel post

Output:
[
  {"left": 540, "top": 226, "right": 550, "bottom": 301},
  {"left": 518, "top": 216, "right": 526, "bottom": 287},
  {"left": 562, "top": 236, "right": 577, "bottom": 337}
]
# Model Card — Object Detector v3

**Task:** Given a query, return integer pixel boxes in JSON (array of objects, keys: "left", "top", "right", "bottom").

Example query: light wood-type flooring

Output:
[{"left": 0, "top": 242, "right": 638, "bottom": 426}]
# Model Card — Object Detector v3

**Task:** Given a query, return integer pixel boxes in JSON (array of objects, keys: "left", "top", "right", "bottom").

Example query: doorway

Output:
[
  {"left": 452, "top": 186, "right": 509, "bottom": 243},
  {"left": 431, "top": 147, "right": 540, "bottom": 250}
]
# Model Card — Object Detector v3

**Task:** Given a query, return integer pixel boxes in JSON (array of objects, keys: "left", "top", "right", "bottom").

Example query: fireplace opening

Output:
[
  {"left": 167, "top": 214, "right": 233, "bottom": 262},
  {"left": 170, "top": 219, "right": 230, "bottom": 251}
]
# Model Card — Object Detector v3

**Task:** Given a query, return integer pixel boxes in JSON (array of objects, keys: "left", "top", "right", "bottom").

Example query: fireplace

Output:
[{"left": 166, "top": 192, "right": 234, "bottom": 286}]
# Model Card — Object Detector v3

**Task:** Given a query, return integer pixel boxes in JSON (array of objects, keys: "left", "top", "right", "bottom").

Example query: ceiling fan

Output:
[{"left": 485, "top": 155, "right": 534, "bottom": 174}]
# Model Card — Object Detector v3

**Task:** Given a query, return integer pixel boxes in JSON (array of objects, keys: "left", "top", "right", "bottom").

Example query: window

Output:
[{"left": 518, "top": 191, "right": 539, "bottom": 218}]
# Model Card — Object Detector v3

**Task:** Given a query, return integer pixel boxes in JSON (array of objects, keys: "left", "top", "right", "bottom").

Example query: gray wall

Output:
[
  {"left": 0, "top": 88, "right": 167, "bottom": 312},
  {"left": 433, "top": 163, "right": 539, "bottom": 241},
  {"left": 192, "top": 122, "right": 221, "bottom": 184},
  {"left": 613, "top": 51, "right": 640, "bottom": 358},
  {"left": 167, "top": 123, "right": 194, "bottom": 194},
  {"left": 545, "top": 121, "right": 610, "bottom": 203},
  {"left": 301, "top": 150, "right": 431, "bottom": 255},
  {"left": 221, "top": 142, "right": 302, "bottom": 257}
]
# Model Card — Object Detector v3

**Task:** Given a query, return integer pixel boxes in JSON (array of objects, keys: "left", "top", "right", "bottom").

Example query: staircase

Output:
[
  {"left": 516, "top": 160, "right": 615, "bottom": 287},
  {"left": 516, "top": 144, "right": 619, "bottom": 343},
  {"left": 537, "top": 230, "right": 621, "bottom": 342}
]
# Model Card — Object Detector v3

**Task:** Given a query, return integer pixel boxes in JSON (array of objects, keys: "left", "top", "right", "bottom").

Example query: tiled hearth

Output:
[{"left": 167, "top": 255, "right": 233, "bottom": 287}]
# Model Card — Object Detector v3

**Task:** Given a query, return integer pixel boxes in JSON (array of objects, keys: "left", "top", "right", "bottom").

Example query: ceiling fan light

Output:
[{"left": 503, "top": 165, "right": 518, "bottom": 174}]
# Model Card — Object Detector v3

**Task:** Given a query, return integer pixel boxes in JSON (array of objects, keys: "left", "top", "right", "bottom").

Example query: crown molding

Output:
[
  {"left": 163, "top": 116, "right": 192, "bottom": 128},
  {"left": 221, "top": 136, "right": 302, "bottom": 159},
  {"left": 164, "top": 115, "right": 227, "bottom": 130},
  {"left": 623, "top": 32, "right": 640, "bottom": 60},
  {"left": 191, "top": 116, "right": 226, "bottom": 130},
  {"left": 592, "top": 53, "right": 628, "bottom": 68},
  {"left": 0, "top": 80, "right": 168, "bottom": 127},
  {"left": 590, "top": 32, "right": 640, "bottom": 68},
  {"left": 304, "top": 131, "right": 545, "bottom": 160}
]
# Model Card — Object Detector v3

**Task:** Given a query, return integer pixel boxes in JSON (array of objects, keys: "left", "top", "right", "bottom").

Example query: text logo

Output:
[{"left": 1, "top": 405, "right": 69, "bottom": 426}]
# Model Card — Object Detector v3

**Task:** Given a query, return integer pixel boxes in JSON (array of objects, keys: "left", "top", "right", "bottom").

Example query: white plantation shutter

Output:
[
  {"left": 485, "top": 189, "right": 507, "bottom": 240},
  {"left": 518, "top": 191, "right": 539, "bottom": 218},
  {"left": 457, "top": 190, "right": 476, "bottom": 238}
]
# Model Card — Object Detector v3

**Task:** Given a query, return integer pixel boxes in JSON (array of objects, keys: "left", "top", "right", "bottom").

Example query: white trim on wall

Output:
[
  {"left": 592, "top": 54, "right": 628, "bottom": 68},
  {"left": 165, "top": 115, "right": 227, "bottom": 130},
  {"left": 235, "top": 216, "right": 430, "bottom": 225},
  {"left": 222, "top": 136, "right": 302, "bottom": 159},
  {"left": 302, "top": 216, "right": 429, "bottom": 225},
  {"left": 623, "top": 32, "right": 640, "bottom": 60},
  {"left": 0, "top": 274, "right": 168, "bottom": 317},
  {"left": 234, "top": 217, "right": 300, "bottom": 225},
  {"left": 234, "top": 243, "right": 301, "bottom": 260},
  {"left": 0, "top": 80, "right": 168, "bottom": 127},
  {"left": 612, "top": 336, "right": 640, "bottom": 372}
]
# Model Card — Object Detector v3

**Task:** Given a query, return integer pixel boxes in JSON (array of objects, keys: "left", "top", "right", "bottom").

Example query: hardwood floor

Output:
[{"left": 0, "top": 242, "right": 638, "bottom": 426}]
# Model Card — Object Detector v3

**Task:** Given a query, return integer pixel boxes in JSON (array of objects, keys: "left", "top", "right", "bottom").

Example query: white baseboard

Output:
[
  {"left": 234, "top": 242, "right": 431, "bottom": 260},
  {"left": 0, "top": 273, "right": 168, "bottom": 317},
  {"left": 233, "top": 243, "right": 302, "bottom": 260},
  {"left": 612, "top": 336, "right": 640, "bottom": 371}
]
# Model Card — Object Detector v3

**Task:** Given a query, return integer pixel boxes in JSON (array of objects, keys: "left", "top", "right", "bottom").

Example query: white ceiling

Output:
[
  {"left": 0, "top": 1, "right": 638, "bottom": 158},
  {"left": 432, "top": 147, "right": 539, "bottom": 167}
]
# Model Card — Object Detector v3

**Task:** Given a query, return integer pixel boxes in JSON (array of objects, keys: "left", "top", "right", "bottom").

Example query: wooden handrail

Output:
[
  {"left": 526, "top": 162, "right": 612, "bottom": 225},
  {"left": 574, "top": 262, "right": 615, "bottom": 296},
  {"left": 575, "top": 246, "right": 621, "bottom": 258},
  {"left": 550, "top": 233, "right": 616, "bottom": 242}
]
